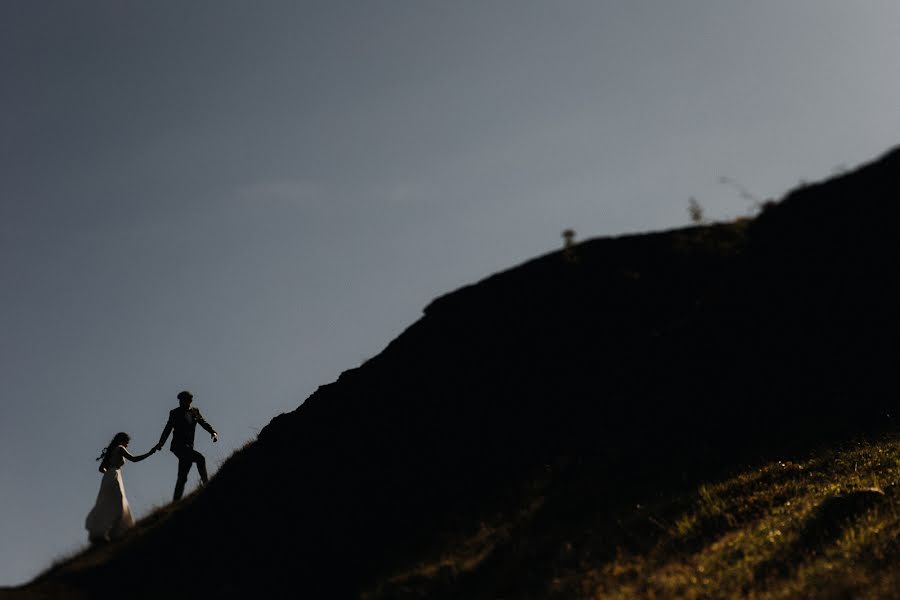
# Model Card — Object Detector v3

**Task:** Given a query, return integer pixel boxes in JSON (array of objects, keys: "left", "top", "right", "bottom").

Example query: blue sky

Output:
[{"left": 3, "top": 1, "right": 900, "bottom": 586}]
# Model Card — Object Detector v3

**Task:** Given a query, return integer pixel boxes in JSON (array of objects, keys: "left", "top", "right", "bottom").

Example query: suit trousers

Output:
[{"left": 171, "top": 447, "right": 208, "bottom": 501}]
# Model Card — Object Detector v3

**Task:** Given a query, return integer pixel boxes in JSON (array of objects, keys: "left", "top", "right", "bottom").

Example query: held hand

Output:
[{"left": 212, "top": 432, "right": 218, "bottom": 443}]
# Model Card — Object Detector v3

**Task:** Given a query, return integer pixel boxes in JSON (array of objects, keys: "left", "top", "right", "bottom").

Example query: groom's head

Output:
[{"left": 177, "top": 390, "right": 193, "bottom": 408}]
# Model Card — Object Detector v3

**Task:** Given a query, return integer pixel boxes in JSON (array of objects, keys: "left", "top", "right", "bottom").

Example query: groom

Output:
[{"left": 155, "top": 390, "right": 219, "bottom": 501}]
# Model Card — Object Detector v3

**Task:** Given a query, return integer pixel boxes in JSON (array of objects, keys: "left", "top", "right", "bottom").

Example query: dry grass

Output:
[
  {"left": 571, "top": 434, "right": 900, "bottom": 599},
  {"left": 359, "top": 433, "right": 900, "bottom": 600},
  {"left": 363, "top": 495, "right": 548, "bottom": 599}
]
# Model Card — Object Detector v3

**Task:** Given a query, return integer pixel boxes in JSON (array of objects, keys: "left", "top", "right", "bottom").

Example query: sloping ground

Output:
[
  {"left": 363, "top": 433, "right": 900, "bottom": 599},
  {"left": 6, "top": 146, "right": 900, "bottom": 599}
]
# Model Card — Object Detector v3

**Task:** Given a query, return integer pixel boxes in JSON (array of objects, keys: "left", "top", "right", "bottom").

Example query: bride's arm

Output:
[{"left": 121, "top": 446, "right": 156, "bottom": 463}]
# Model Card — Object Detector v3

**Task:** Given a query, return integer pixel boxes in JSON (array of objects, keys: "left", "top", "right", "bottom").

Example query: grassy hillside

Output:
[
  {"left": 5, "top": 146, "right": 900, "bottom": 599},
  {"left": 13, "top": 434, "right": 900, "bottom": 599},
  {"left": 363, "top": 432, "right": 900, "bottom": 599}
]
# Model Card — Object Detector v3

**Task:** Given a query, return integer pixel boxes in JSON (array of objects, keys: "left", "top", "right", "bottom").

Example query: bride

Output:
[{"left": 85, "top": 432, "right": 156, "bottom": 543}]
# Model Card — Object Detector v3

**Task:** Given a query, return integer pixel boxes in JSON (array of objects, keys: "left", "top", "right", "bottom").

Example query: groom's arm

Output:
[
  {"left": 156, "top": 415, "right": 174, "bottom": 449},
  {"left": 195, "top": 409, "right": 218, "bottom": 440}
]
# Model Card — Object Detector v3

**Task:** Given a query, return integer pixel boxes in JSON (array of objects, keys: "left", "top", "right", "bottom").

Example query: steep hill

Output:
[{"left": 6, "top": 146, "right": 900, "bottom": 599}]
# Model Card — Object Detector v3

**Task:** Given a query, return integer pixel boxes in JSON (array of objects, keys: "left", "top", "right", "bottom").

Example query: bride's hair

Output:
[{"left": 96, "top": 432, "right": 130, "bottom": 473}]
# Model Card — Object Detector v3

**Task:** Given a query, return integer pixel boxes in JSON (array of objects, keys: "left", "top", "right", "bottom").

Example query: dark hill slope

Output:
[{"left": 13, "top": 147, "right": 900, "bottom": 599}]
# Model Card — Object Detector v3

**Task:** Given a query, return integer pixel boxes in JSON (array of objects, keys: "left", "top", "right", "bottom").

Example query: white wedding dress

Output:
[{"left": 85, "top": 445, "right": 135, "bottom": 542}]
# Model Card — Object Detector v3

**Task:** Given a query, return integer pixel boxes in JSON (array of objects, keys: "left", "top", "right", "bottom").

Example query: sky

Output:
[{"left": 3, "top": 0, "right": 900, "bottom": 586}]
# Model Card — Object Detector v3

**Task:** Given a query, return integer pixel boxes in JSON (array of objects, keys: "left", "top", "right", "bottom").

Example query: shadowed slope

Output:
[{"left": 8, "top": 147, "right": 900, "bottom": 599}]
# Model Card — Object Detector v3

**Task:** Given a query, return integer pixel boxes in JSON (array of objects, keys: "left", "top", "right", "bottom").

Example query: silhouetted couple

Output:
[{"left": 85, "top": 391, "right": 219, "bottom": 542}]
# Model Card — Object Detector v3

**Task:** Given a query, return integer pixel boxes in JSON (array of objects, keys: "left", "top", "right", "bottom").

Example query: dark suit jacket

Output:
[{"left": 158, "top": 406, "right": 216, "bottom": 451}]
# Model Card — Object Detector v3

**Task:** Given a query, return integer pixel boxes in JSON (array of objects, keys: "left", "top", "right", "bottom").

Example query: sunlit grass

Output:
[
  {"left": 576, "top": 434, "right": 900, "bottom": 599},
  {"left": 24, "top": 427, "right": 900, "bottom": 600},
  {"left": 359, "top": 433, "right": 900, "bottom": 599}
]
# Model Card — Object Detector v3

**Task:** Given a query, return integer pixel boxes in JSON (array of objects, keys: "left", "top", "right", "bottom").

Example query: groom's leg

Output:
[
  {"left": 174, "top": 451, "right": 193, "bottom": 501},
  {"left": 192, "top": 450, "right": 209, "bottom": 484}
]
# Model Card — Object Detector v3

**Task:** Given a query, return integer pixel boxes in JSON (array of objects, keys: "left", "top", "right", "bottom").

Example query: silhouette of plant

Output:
[
  {"left": 717, "top": 175, "right": 780, "bottom": 216},
  {"left": 687, "top": 198, "right": 705, "bottom": 224},
  {"left": 561, "top": 229, "right": 578, "bottom": 263}
]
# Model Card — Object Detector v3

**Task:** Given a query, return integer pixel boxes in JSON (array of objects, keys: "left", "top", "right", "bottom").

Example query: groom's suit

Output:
[{"left": 158, "top": 405, "right": 217, "bottom": 500}]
